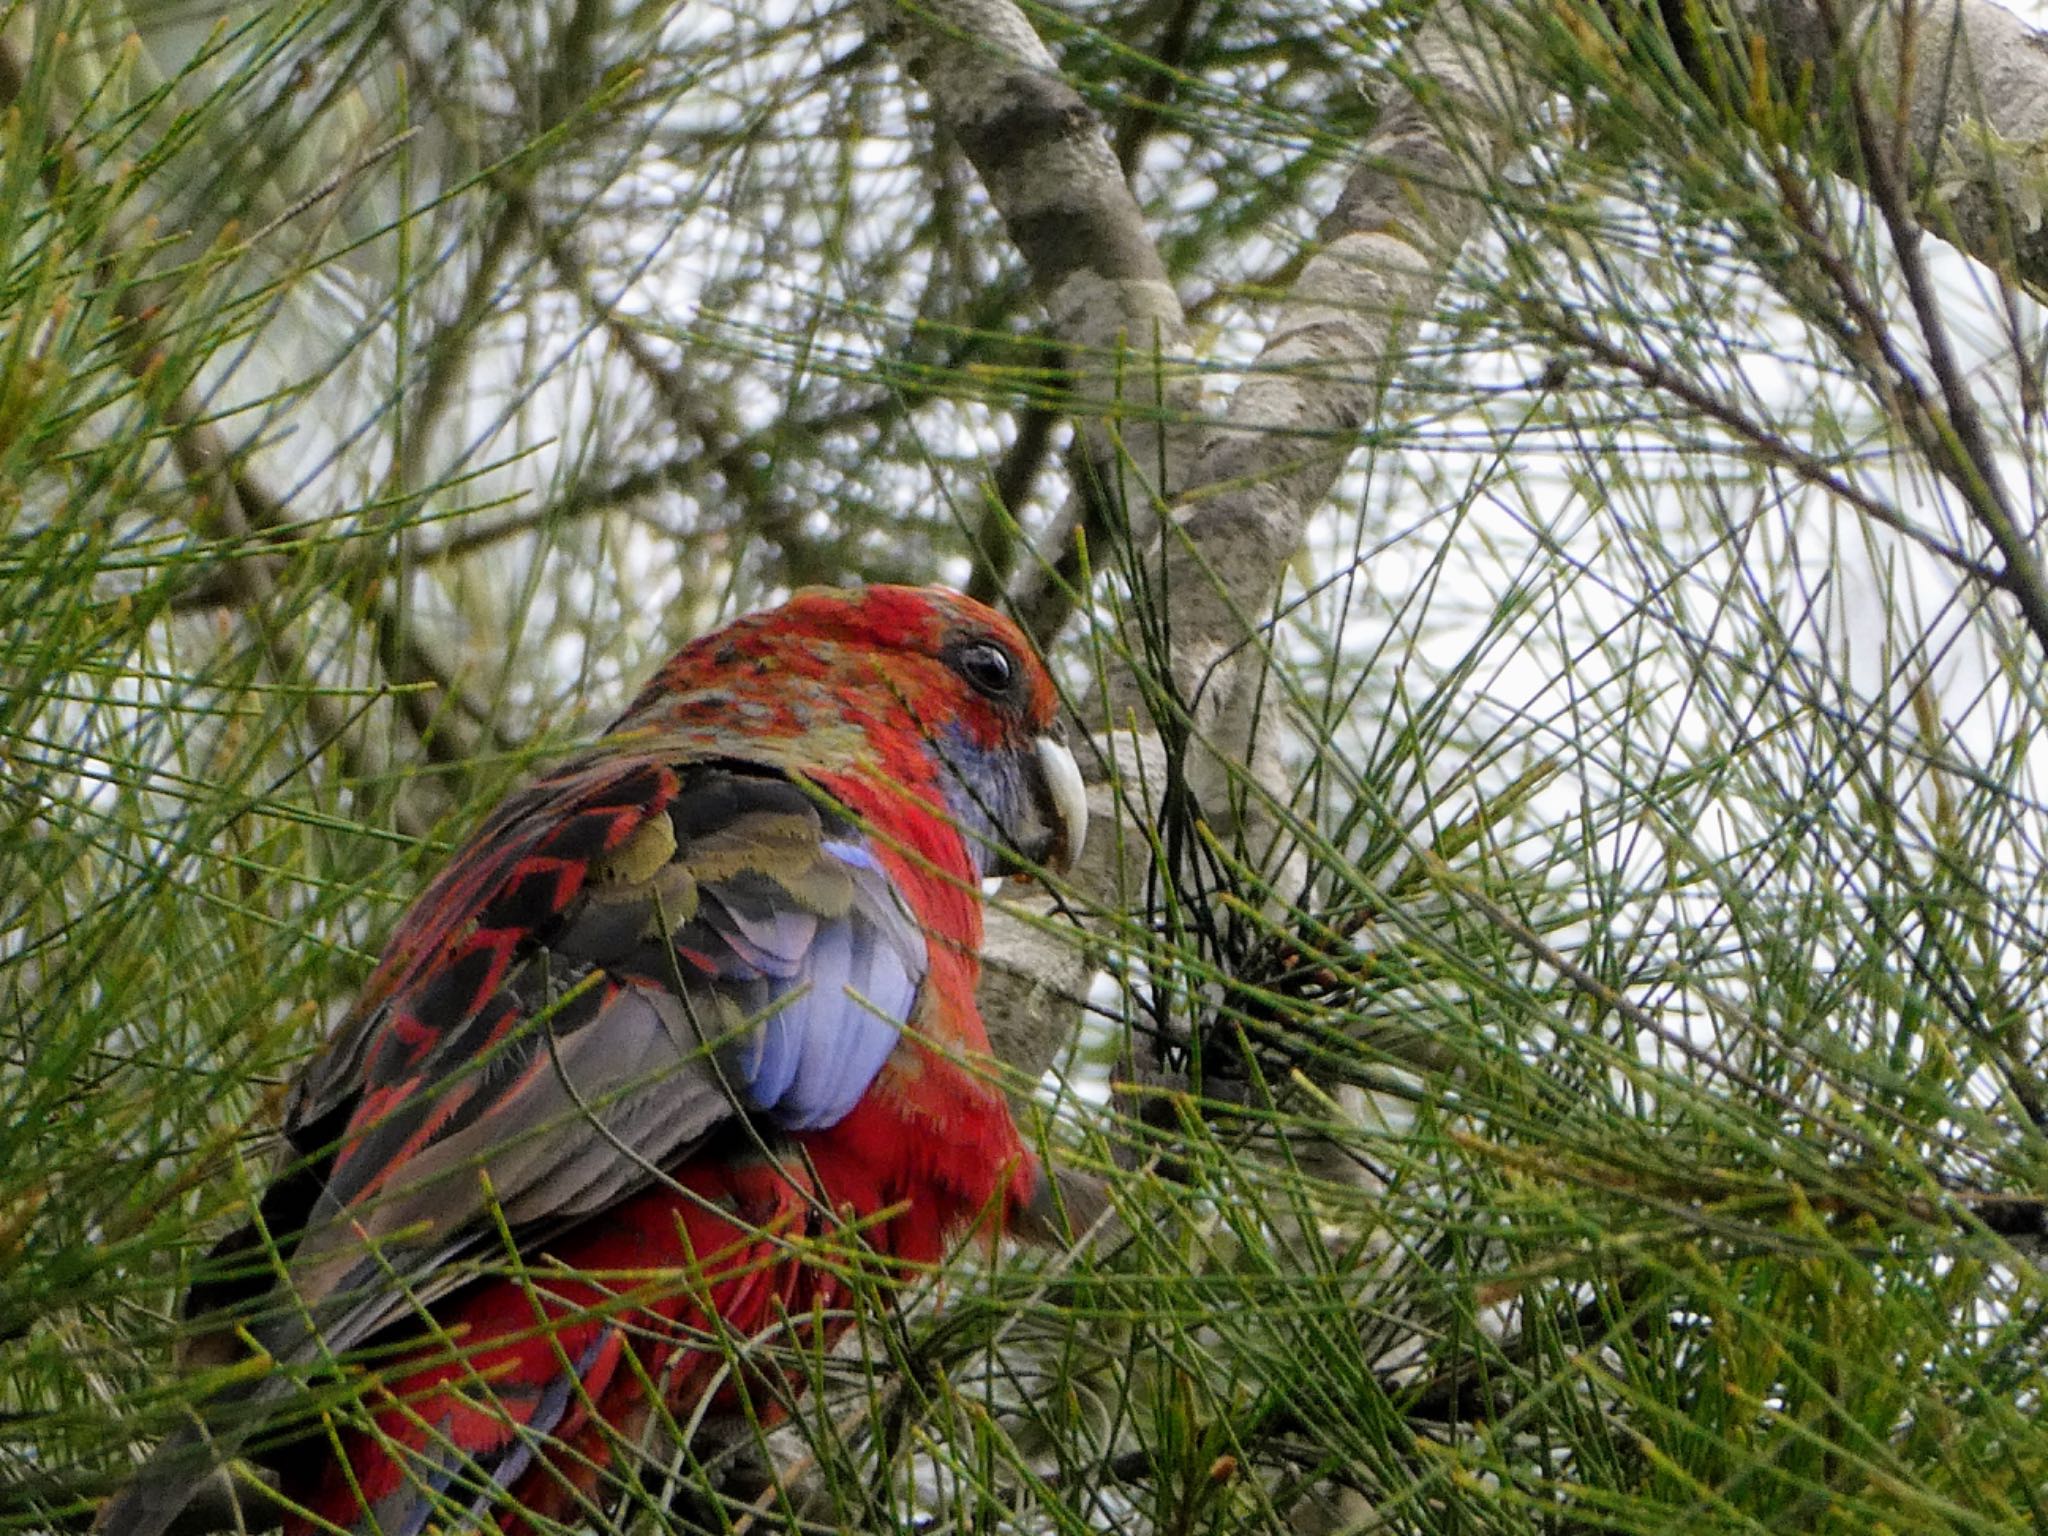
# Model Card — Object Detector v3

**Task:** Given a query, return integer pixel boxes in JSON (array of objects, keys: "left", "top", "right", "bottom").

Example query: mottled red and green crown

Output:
[{"left": 617, "top": 584, "right": 1084, "bottom": 883}]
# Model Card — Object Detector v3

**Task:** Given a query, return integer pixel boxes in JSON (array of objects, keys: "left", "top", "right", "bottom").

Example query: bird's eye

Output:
[{"left": 952, "top": 640, "right": 1017, "bottom": 699}]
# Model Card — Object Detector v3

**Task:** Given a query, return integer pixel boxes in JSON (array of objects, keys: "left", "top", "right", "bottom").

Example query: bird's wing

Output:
[{"left": 211, "top": 752, "right": 926, "bottom": 1364}]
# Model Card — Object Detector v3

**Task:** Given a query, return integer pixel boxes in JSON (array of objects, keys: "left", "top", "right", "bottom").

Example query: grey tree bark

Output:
[
  {"left": 863, "top": 0, "right": 1536, "bottom": 1086},
  {"left": 1743, "top": 0, "right": 2048, "bottom": 296},
  {"left": 865, "top": 0, "right": 2048, "bottom": 1096}
]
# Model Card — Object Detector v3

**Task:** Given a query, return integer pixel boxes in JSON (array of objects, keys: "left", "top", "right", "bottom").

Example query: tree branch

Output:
[
  {"left": 979, "top": 0, "right": 1543, "bottom": 1089},
  {"left": 1731, "top": 0, "right": 2048, "bottom": 300},
  {"left": 864, "top": 0, "right": 1201, "bottom": 546}
]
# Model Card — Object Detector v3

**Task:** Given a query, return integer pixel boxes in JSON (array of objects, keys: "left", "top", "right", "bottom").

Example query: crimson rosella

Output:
[{"left": 98, "top": 584, "right": 1087, "bottom": 1536}]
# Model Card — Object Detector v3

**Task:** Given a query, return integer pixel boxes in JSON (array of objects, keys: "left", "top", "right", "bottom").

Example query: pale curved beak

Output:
[{"left": 1032, "top": 731, "right": 1088, "bottom": 875}]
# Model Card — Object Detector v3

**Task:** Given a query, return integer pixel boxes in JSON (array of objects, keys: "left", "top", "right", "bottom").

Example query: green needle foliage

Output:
[{"left": 6, "top": 0, "right": 2048, "bottom": 1532}]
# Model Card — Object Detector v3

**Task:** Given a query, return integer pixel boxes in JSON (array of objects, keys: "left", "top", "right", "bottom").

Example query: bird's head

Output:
[{"left": 621, "top": 584, "right": 1086, "bottom": 881}]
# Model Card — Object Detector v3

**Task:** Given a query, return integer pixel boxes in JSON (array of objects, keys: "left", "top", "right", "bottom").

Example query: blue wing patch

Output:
[{"left": 691, "top": 836, "right": 922, "bottom": 1130}]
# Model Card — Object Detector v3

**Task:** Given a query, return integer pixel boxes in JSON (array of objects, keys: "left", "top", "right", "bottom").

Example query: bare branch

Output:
[{"left": 864, "top": 0, "right": 1200, "bottom": 537}]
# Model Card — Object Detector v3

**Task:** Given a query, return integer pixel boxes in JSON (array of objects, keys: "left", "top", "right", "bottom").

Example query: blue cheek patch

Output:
[{"left": 934, "top": 723, "right": 1028, "bottom": 879}]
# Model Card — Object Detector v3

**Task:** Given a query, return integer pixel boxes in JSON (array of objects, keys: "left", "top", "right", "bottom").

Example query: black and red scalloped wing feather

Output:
[{"left": 195, "top": 751, "right": 925, "bottom": 1364}]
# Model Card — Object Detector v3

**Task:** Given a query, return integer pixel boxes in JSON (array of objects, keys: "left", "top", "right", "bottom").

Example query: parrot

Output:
[{"left": 95, "top": 584, "right": 1089, "bottom": 1536}]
